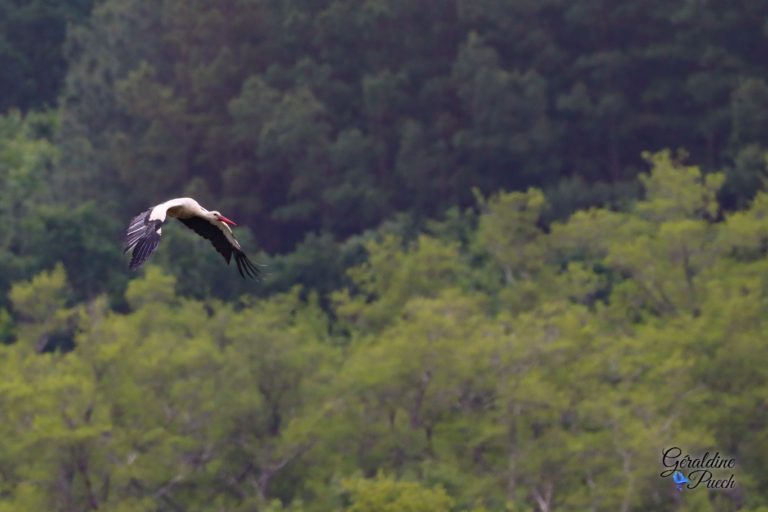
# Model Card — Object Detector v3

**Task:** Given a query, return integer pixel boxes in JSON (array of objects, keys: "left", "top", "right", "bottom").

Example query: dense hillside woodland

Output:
[
  {"left": 3, "top": 0, "right": 768, "bottom": 510},
  {"left": 4, "top": 0, "right": 768, "bottom": 301},
  {"left": 0, "top": 154, "right": 767, "bottom": 511},
  {"left": 56, "top": 0, "right": 768, "bottom": 250},
  {"left": 0, "top": 0, "right": 94, "bottom": 112}
]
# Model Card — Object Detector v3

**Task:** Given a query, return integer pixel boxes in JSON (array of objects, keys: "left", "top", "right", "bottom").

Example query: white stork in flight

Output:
[{"left": 123, "top": 197, "right": 261, "bottom": 278}]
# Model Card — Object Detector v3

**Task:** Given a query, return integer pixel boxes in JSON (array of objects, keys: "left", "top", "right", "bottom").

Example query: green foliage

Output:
[
  {"left": 0, "top": 0, "right": 95, "bottom": 111},
  {"left": 0, "top": 154, "right": 766, "bottom": 511},
  {"left": 51, "top": 0, "right": 768, "bottom": 256},
  {"left": 341, "top": 474, "right": 454, "bottom": 512},
  {"left": 0, "top": 110, "right": 57, "bottom": 253},
  {"left": 333, "top": 234, "right": 466, "bottom": 333},
  {"left": 9, "top": 263, "right": 68, "bottom": 322},
  {"left": 0, "top": 306, "right": 12, "bottom": 344},
  {"left": 474, "top": 188, "right": 547, "bottom": 282},
  {"left": 0, "top": 110, "right": 126, "bottom": 304},
  {"left": 637, "top": 151, "right": 724, "bottom": 222},
  {"left": 9, "top": 263, "right": 76, "bottom": 353},
  {"left": 124, "top": 265, "right": 178, "bottom": 309},
  {"left": 4, "top": 0, "right": 768, "bottom": 507}
]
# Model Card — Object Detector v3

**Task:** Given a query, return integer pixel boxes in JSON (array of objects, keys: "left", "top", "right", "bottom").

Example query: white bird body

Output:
[
  {"left": 123, "top": 197, "right": 260, "bottom": 278},
  {"left": 150, "top": 197, "right": 201, "bottom": 221}
]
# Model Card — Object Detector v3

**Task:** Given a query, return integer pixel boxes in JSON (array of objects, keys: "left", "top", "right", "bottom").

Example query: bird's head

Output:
[{"left": 210, "top": 211, "right": 237, "bottom": 227}]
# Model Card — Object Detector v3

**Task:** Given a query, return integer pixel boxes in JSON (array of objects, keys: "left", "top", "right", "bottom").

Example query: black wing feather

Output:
[
  {"left": 129, "top": 232, "right": 161, "bottom": 270},
  {"left": 124, "top": 208, "right": 164, "bottom": 270},
  {"left": 178, "top": 217, "right": 233, "bottom": 263},
  {"left": 178, "top": 217, "right": 261, "bottom": 279},
  {"left": 123, "top": 209, "right": 152, "bottom": 253},
  {"left": 235, "top": 251, "right": 261, "bottom": 279}
]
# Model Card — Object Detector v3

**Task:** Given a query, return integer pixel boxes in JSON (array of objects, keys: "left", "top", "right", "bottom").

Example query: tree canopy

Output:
[
  {"left": 0, "top": 155, "right": 764, "bottom": 510},
  {"left": 55, "top": 0, "right": 768, "bottom": 254},
  {"left": 0, "top": 0, "right": 767, "bottom": 510}
]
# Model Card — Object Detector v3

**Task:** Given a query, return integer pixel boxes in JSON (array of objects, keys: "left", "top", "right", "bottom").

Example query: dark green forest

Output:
[{"left": 2, "top": 0, "right": 768, "bottom": 510}]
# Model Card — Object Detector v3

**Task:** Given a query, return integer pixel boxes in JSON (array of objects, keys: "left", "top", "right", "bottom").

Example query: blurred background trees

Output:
[
  {"left": 54, "top": 0, "right": 768, "bottom": 255},
  {"left": 1, "top": 0, "right": 768, "bottom": 510}
]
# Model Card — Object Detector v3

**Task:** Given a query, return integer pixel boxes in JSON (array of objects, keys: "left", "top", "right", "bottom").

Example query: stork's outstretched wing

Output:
[
  {"left": 124, "top": 208, "right": 164, "bottom": 270},
  {"left": 177, "top": 216, "right": 261, "bottom": 279},
  {"left": 124, "top": 197, "right": 262, "bottom": 278}
]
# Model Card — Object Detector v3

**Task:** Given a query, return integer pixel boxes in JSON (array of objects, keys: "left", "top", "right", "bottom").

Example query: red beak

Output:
[{"left": 218, "top": 215, "right": 237, "bottom": 226}]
